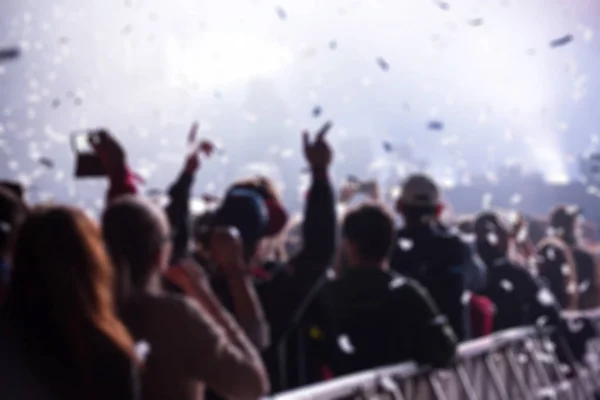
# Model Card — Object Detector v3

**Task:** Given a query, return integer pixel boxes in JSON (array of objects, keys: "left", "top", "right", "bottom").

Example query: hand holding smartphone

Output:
[{"left": 71, "top": 130, "right": 106, "bottom": 178}]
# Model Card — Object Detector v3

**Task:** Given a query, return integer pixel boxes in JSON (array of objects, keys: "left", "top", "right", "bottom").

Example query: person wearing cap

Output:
[
  {"left": 548, "top": 205, "right": 600, "bottom": 309},
  {"left": 0, "top": 186, "right": 27, "bottom": 304},
  {"left": 391, "top": 174, "right": 483, "bottom": 341}
]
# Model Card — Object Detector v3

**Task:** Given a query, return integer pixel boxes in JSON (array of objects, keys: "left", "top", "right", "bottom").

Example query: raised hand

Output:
[
  {"left": 209, "top": 227, "right": 246, "bottom": 275},
  {"left": 302, "top": 121, "right": 333, "bottom": 170},
  {"left": 184, "top": 122, "right": 215, "bottom": 174},
  {"left": 89, "top": 129, "right": 126, "bottom": 175},
  {"left": 163, "top": 258, "right": 209, "bottom": 296}
]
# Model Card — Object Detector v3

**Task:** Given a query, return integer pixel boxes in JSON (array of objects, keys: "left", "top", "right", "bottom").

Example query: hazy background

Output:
[{"left": 1, "top": 0, "right": 599, "bottom": 212}]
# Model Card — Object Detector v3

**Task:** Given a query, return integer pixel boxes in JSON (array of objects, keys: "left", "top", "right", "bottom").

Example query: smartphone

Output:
[{"left": 71, "top": 130, "right": 106, "bottom": 178}]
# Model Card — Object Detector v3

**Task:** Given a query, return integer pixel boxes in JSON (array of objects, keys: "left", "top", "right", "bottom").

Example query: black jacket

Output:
[
  {"left": 391, "top": 225, "right": 469, "bottom": 340},
  {"left": 481, "top": 257, "right": 561, "bottom": 331},
  {"left": 310, "top": 268, "right": 457, "bottom": 377}
]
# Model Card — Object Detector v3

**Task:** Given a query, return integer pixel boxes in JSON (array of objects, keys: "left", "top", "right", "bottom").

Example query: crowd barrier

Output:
[{"left": 272, "top": 309, "right": 600, "bottom": 400}]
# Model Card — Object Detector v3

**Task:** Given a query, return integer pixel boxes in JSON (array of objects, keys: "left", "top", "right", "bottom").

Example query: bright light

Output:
[{"left": 165, "top": 32, "right": 293, "bottom": 87}]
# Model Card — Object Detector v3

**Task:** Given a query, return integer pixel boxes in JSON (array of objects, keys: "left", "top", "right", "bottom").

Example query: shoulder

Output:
[
  {"left": 387, "top": 273, "right": 431, "bottom": 301},
  {"left": 126, "top": 292, "right": 202, "bottom": 322}
]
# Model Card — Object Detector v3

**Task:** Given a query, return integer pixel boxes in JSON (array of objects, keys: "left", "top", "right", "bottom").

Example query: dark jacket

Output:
[
  {"left": 391, "top": 225, "right": 469, "bottom": 340},
  {"left": 569, "top": 245, "right": 599, "bottom": 309},
  {"left": 310, "top": 268, "right": 457, "bottom": 377},
  {"left": 481, "top": 257, "right": 561, "bottom": 331}
]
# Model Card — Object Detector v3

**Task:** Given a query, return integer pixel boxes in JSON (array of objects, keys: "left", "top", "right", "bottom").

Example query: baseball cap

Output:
[
  {"left": 549, "top": 204, "right": 581, "bottom": 230},
  {"left": 399, "top": 174, "right": 440, "bottom": 207}
]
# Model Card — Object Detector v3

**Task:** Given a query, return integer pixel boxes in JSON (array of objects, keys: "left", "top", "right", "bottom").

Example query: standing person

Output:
[
  {"left": 474, "top": 211, "right": 561, "bottom": 331},
  {"left": 548, "top": 205, "right": 600, "bottom": 309},
  {"left": 0, "top": 186, "right": 27, "bottom": 304},
  {"left": 536, "top": 237, "right": 579, "bottom": 310},
  {"left": 102, "top": 196, "right": 269, "bottom": 400},
  {"left": 186, "top": 123, "right": 337, "bottom": 390},
  {"left": 391, "top": 174, "right": 476, "bottom": 340},
  {"left": 312, "top": 203, "right": 456, "bottom": 377},
  {"left": 0, "top": 206, "right": 139, "bottom": 400}
]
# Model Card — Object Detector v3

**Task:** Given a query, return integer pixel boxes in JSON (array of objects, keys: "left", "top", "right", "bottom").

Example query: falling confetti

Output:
[
  {"left": 435, "top": 1, "right": 450, "bottom": 11},
  {"left": 312, "top": 106, "right": 322, "bottom": 118},
  {"left": 550, "top": 34, "right": 574, "bottom": 48},
  {"left": 38, "top": 157, "right": 54, "bottom": 169},
  {"left": 337, "top": 334, "right": 355, "bottom": 354},
  {"left": 500, "top": 279, "right": 514, "bottom": 292},
  {"left": 398, "top": 238, "right": 413, "bottom": 251},
  {"left": 468, "top": 18, "right": 484, "bottom": 27},
  {"left": 329, "top": 40, "right": 337, "bottom": 50},
  {"left": 275, "top": 7, "right": 287, "bottom": 20},
  {"left": 428, "top": 120, "right": 444, "bottom": 130},
  {"left": 51, "top": 98, "right": 61, "bottom": 108},
  {"left": 376, "top": 57, "right": 389, "bottom": 71},
  {"left": 383, "top": 141, "right": 393, "bottom": 153},
  {"left": 0, "top": 47, "right": 20, "bottom": 61},
  {"left": 121, "top": 25, "right": 133, "bottom": 35}
]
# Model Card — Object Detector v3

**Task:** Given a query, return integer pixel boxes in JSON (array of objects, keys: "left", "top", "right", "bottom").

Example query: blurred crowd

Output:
[{"left": 0, "top": 122, "right": 598, "bottom": 400}]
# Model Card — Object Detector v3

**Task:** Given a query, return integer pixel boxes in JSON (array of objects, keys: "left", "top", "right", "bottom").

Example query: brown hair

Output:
[
  {"left": 4, "top": 205, "right": 136, "bottom": 384},
  {"left": 536, "top": 236, "right": 578, "bottom": 310},
  {"left": 102, "top": 196, "right": 168, "bottom": 294},
  {"left": 228, "top": 175, "right": 281, "bottom": 202}
]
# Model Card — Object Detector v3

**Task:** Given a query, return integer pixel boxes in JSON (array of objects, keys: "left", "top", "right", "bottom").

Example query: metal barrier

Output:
[{"left": 272, "top": 309, "right": 600, "bottom": 400}]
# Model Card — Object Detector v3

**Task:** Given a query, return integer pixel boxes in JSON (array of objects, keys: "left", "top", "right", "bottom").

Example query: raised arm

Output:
[
  {"left": 259, "top": 123, "right": 337, "bottom": 344},
  {"left": 292, "top": 122, "right": 336, "bottom": 266},
  {"left": 164, "top": 262, "right": 270, "bottom": 399},
  {"left": 165, "top": 123, "right": 215, "bottom": 264},
  {"left": 90, "top": 130, "right": 138, "bottom": 203}
]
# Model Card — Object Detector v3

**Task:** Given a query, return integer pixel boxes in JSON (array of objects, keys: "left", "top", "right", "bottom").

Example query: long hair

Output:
[
  {"left": 536, "top": 237, "right": 579, "bottom": 310},
  {"left": 3, "top": 206, "right": 136, "bottom": 383}
]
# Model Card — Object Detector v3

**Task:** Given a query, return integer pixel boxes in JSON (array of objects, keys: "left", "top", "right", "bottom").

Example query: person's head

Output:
[
  {"left": 549, "top": 204, "right": 582, "bottom": 246},
  {"left": 474, "top": 211, "right": 511, "bottom": 265},
  {"left": 0, "top": 186, "right": 27, "bottom": 259},
  {"left": 4, "top": 205, "right": 134, "bottom": 368},
  {"left": 102, "top": 196, "right": 172, "bottom": 292},
  {"left": 536, "top": 237, "right": 578, "bottom": 310},
  {"left": 217, "top": 176, "right": 288, "bottom": 262},
  {"left": 395, "top": 174, "right": 444, "bottom": 227},
  {"left": 341, "top": 202, "right": 396, "bottom": 269}
]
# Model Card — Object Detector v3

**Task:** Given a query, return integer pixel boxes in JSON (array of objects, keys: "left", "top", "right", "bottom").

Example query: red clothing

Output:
[{"left": 469, "top": 294, "right": 494, "bottom": 338}]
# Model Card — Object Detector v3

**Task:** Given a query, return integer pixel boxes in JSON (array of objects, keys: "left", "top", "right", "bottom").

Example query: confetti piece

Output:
[
  {"left": 346, "top": 175, "right": 360, "bottom": 184},
  {"left": 51, "top": 98, "right": 60, "bottom": 108},
  {"left": 121, "top": 25, "right": 133, "bottom": 35},
  {"left": 329, "top": 40, "right": 337, "bottom": 50},
  {"left": 312, "top": 106, "right": 322, "bottom": 118},
  {"left": 383, "top": 141, "right": 393, "bottom": 153},
  {"left": 398, "top": 238, "right": 413, "bottom": 251},
  {"left": 0, "top": 47, "right": 20, "bottom": 61},
  {"left": 376, "top": 57, "right": 389, "bottom": 71},
  {"left": 74, "top": 97, "right": 83, "bottom": 106},
  {"left": 468, "top": 18, "right": 484, "bottom": 27},
  {"left": 427, "top": 120, "right": 444, "bottom": 130},
  {"left": 550, "top": 34, "right": 573, "bottom": 48},
  {"left": 275, "top": 7, "right": 287, "bottom": 20},
  {"left": 435, "top": 1, "right": 450, "bottom": 11},
  {"left": 38, "top": 157, "right": 54, "bottom": 168},
  {"left": 188, "top": 122, "right": 199, "bottom": 144}
]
